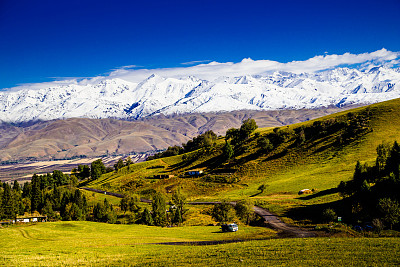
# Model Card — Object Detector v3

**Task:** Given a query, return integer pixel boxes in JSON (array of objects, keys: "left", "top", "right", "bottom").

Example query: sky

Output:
[{"left": 0, "top": 0, "right": 399, "bottom": 90}]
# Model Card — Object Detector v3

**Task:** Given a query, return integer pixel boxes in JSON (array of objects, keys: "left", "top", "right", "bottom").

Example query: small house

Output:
[{"left": 15, "top": 216, "right": 47, "bottom": 223}]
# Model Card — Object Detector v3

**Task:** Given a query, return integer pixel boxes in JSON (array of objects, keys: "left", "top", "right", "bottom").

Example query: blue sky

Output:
[{"left": 0, "top": 0, "right": 399, "bottom": 89}]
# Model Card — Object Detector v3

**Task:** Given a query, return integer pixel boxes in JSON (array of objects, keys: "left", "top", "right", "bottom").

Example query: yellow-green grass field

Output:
[
  {"left": 80, "top": 99, "right": 400, "bottom": 224},
  {"left": 1, "top": 221, "right": 399, "bottom": 266}
]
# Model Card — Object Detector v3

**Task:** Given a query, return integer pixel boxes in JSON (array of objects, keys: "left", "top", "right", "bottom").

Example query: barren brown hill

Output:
[{"left": 0, "top": 106, "right": 352, "bottom": 162}]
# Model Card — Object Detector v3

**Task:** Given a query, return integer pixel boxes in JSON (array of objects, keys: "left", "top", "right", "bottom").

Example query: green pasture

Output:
[{"left": 0, "top": 221, "right": 399, "bottom": 266}]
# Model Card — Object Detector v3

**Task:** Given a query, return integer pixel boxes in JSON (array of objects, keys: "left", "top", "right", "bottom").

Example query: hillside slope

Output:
[{"left": 86, "top": 98, "right": 400, "bottom": 203}]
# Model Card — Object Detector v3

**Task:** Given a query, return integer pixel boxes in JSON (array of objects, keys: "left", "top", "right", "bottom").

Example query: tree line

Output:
[
  {"left": 337, "top": 141, "right": 400, "bottom": 230},
  {"left": 147, "top": 130, "right": 218, "bottom": 161}
]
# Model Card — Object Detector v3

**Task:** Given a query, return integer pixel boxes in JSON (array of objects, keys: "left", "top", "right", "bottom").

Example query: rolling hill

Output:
[
  {"left": 85, "top": 98, "right": 400, "bottom": 220},
  {"left": 0, "top": 107, "right": 347, "bottom": 162}
]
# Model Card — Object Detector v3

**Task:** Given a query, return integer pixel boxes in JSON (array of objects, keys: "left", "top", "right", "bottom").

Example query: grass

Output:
[
  {"left": 81, "top": 98, "right": 400, "bottom": 226},
  {"left": 0, "top": 221, "right": 399, "bottom": 266}
]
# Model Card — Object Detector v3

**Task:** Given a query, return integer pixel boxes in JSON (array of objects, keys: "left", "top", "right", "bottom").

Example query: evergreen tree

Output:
[
  {"left": 223, "top": 141, "right": 234, "bottom": 160},
  {"left": 53, "top": 170, "right": 67, "bottom": 186},
  {"left": 12, "top": 180, "right": 21, "bottom": 193},
  {"left": 172, "top": 208, "right": 182, "bottom": 225},
  {"left": 1, "top": 183, "right": 16, "bottom": 219},
  {"left": 152, "top": 192, "right": 167, "bottom": 226},
  {"left": 172, "top": 188, "right": 186, "bottom": 222},
  {"left": 31, "top": 174, "right": 42, "bottom": 213}
]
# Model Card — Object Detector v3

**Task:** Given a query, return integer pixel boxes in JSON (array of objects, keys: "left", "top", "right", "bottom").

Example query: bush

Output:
[{"left": 322, "top": 208, "right": 337, "bottom": 223}]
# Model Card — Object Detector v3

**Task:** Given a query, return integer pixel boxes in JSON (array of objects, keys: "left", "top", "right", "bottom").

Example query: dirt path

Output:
[{"left": 81, "top": 187, "right": 315, "bottom": 238}]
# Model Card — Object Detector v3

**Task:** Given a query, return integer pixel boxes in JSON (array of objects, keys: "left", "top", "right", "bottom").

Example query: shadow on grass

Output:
[
  {"left": 250, "top": 191, "right": 262, "bottom": 197},
  {"left": 284, "top": 198, "right": 351, "bottom": 224},
  {"left": 298, "top": 187, "right": 339, "bottom": 200}
]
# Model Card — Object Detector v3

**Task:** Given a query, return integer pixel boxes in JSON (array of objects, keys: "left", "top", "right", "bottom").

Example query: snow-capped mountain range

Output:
[{"left": 1, "top": 66, "right": 399, "bottom": 123}]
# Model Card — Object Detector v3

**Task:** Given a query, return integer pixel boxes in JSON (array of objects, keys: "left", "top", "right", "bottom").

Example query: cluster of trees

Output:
[
  {"left": 0, "top": 158, "right": 111, "bottom": 221},
  {"left": 93, "top": 198, "right": 117, "bottom": 223},
  {"left": 121, "top": 189, "right": 186, "bottom": 227},
  {"left": 71, "top": 159, "right": 106, "bottom": 180},
  {"left": 223, "top": 118, "right": 258, "bottom": 160},
  {"left": 338, "top": 141, "right": 400, "bottom": 229},
  {"left": 0, "top": 172, "right": 88, "bottom": 221},
  {"left": 251, "top": 109, "right": 371, "bottom": 157},
  {"left": 211, "top": 199, "right": 255, "bottom": 225},
  {"left": 294, "top": 110, "right": 371, "bottom": 145},
  {"left": 147, "top": 130, "right": 218, "bottom": 161},
  {"left": 225, "top": 119, "right": 258, "bottom": 146},
  {"left": 113, "top": 156, "right": 134, "bottom": 172}
]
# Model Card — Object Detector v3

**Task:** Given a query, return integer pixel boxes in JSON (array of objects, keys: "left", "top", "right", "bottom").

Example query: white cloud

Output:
[
  {"left": 180, "top": 60, "right": 212, "bottom": 65},
  {"left": 4, "top": 48, "right": 400, "bottom": 91},
  {"left": 110, "top": 48, "right": 400, "bottom": 83}
]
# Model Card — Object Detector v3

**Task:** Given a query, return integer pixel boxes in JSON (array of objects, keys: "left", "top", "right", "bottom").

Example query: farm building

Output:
[{"left": 16, "top": 215, "right": 47, "bottom": 223}]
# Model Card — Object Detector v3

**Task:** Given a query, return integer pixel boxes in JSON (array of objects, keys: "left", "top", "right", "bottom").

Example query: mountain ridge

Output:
[{"left": 0, "top": 66, "right": 399, "bottom": 123}]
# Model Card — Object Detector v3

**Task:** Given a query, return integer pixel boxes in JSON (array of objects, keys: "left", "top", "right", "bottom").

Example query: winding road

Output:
[{"left": 81, "top": 187, "right": 315, "bottom": 238}]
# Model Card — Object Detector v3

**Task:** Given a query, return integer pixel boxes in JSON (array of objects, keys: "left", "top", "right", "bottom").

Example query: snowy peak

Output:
[{"left": 0, "top": 66, "right": 400, "bottom": 123}]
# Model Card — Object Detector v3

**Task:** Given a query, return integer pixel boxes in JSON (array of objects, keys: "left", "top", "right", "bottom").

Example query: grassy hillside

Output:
[
  {"left": 85, "top": 98, "right": 400, "bottom": 222},
  {"left": 1, "top": 221, "right": 399, "bottom": 266}
]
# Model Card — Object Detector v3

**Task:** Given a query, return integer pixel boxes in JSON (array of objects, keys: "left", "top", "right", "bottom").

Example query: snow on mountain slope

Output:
[{"left": 0, "top": 67, "right": 399, "bottom": 123}]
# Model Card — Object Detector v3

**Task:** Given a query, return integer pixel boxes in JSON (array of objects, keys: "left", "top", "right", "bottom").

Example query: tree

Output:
[
  {"left": 1, "top": 183, "right": 16, "bottom": 219},
  {"left": 376, "top": 142, "right": 391, "bottom": 175},
  {"left": 93, "top": 202, "right": 106, "bottom": 222},
  {"left": 257, "top": 137, "right": 273, "bottom": 152},
  {"left": 235, "top": 199, "right": 254, "bottom": 225},
  {"left": 239, "top": 118, "right": 258, "bottom": 140},
  {"left": 77, "top": 165, "right": 91, "bottom": 180},
  {"left": 12, "top": 180, "right": 21, "bottom": 193},
  {"left": 64, "top": 203, "right": 83, "bottom": 221},
  {"left": 53, "top": 170, "right": 67, "bottom": 186},
  {"left": 172, "top": 208, "right": 183, "bottom": 225},
  {"left": 322, "top": 208, "right": 337, "bottom": 223},
  {"left": 223, "top": 141, "right": 234, "bottom": 160},
  {"left": 141, "top": 208, "right": 153, "bottom": 225},
  {"left": 120, "top": 197, "right": 129, "bottom": 214},
  {"left": 91, "top": 159, "right": 106, "bottom": 180},
  {"left": 31, "top": 174, "right": 42, "bottom": 213},
  {"left": 114, "top": 158, "right": 125, "bottom": 172},
  {"left": 125, "top": 156, "right": 133, "bottom": 167},
  {"left": 152, "top": 192, "right": 167, "bottom": 226},
  {"left": 378, "top": 198, "right": 400, "bottom": 229},
  {"left": 171, "top": 188, "right": 186, "bottom": 224},
  {"left": 211, "top": 201, "right": 235, "bottom": 224},
  {"left": 42, "top": 199, "right": 55, "bottom": 219},
  {"left": 225, "top": 128, "right": 239, "bottom": 141}
]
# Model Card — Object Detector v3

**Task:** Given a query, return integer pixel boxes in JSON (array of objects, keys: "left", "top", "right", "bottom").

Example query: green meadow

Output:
[{"left": 1, "top": 221, "right": 399, "bottom": 266}]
